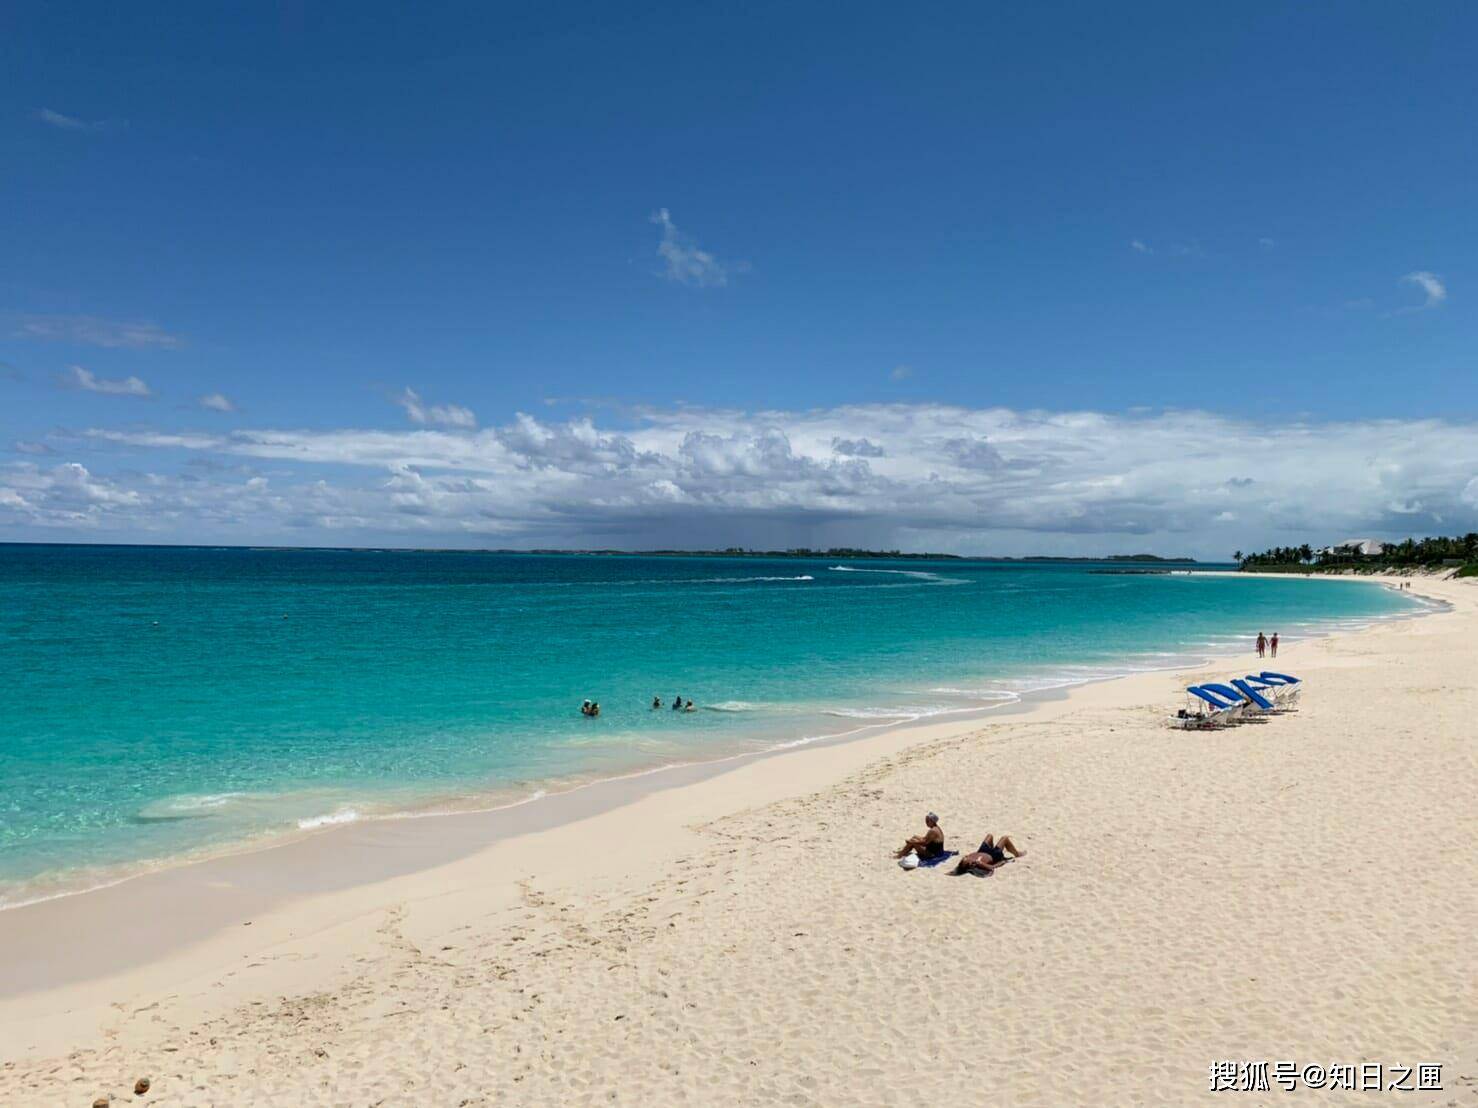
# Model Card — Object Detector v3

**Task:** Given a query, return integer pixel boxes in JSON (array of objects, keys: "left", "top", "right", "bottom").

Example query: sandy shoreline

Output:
[{"left": 3, "top": 573, "right": 1474, "bottom": 1105}]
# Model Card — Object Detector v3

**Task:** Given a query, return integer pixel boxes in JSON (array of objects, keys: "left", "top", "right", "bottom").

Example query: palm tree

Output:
[{"left": 1233, "top": 550, "right": 1244, "bottom": 566}]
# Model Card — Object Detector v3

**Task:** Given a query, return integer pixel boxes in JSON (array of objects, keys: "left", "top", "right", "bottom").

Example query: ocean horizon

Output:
[{"left": 0, "top": 544, "right": 1421, "bottom": 907}]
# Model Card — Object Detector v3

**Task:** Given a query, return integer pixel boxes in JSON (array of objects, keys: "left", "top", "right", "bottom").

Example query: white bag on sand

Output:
[{"left": 898, "top": 852, "right": 920, "bottom": 870}]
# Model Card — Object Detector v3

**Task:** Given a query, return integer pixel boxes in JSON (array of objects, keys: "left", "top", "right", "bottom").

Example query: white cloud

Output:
[
  {"left": 1399, "top": 271, "right": 1447, "bottom": 311},
  {"left": 1258, "top": 237, "right": 1276, "bottom": 250},
  {"left": 941, "top": 435, "right": 1005, "bottom": 471},
  {"left": 17, "top": 314, "right": 183, "bottom": 349},
  {"left": 199, "top": 393, "right": 237, "bottom": 412},
  {"left": 44, "top": 403, "right": 1478, "bottom": 555},
  {"left": 64, "top": 366, "right": 150, "bottom": 397},
  {"left": 35, "top": 108, "right": 95, "bottom": 131},
  {"left": 650, "top": 209, "right": 738, "bottom": 287},
  {"left": 395, "top": 387, "right": 476, "bottom": 428},
  {"left": 1130, "top": 239, "right": 1152, "bottom": 254},
  {"left": 0, "top": 461, "right": 141, "bottom": 526},
  {"left": 889, "top": 364, "right": 914, "bottom": 382}
]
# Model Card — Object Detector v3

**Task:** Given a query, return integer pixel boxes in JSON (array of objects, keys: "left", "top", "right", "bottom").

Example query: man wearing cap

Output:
[{"left": 893, "top": 812, "right": 946, "bottom": 861}]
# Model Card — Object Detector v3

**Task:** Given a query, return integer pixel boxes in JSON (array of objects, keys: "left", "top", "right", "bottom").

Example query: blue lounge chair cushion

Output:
[
  {"left": 1230, "top": 679, "right": 1275, "bottom": 710},
  {"left": 1199, "top": 682, "right": 1248, "bottom": 703},
  {"left": 1188, "top": 686, "right": 1237, "bottom": 709}
]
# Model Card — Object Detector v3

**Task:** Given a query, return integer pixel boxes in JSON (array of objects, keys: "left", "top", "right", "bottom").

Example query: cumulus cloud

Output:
[
  {"left": 0, "top": 461, "right": 141, "bottom": 525},
  {"left": 832, "top": 437, "right": 885, "bottom": 458},
  {"left": 23, "top": 402, "right": 1472, "bottom": 554},
  {"left": 198, "top": 393, "right": 237, "bottom": 412},
  {"left": 395, "top": 388, "right": 476, "bottom": 428},
  {"left": 1399, "top": 271, "right": 1447, "bottom": 311},
  {"left": 63, "top": 366, "right": 150, "bottom": 397},
  {"left": 941, "top": 436, "right": 1005, "bottom": 471},
  {"left": 17, "top": 314, "right": 183, "bottom": 349},
  {"left": 650, "top": 209, "right": 738, "bottom": 287}
]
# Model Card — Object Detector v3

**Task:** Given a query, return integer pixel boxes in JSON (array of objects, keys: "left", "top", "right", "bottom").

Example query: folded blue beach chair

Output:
[
  {"left": 1229, "top": 678, "right": 1275, "bottom": 711},
  {"left": 1241, "top": 675, "right": 1284, "bottom": 697},
  {"left": 1178, "top": 686, "right": 1241, "bottom": 728},
  {"left": 1243, "top": 675, "right": 1296, "bottom": 707},
  {"left": 1255, "top": 671, "right": 1302, "bottom": 704},
  {"left": 1188, "top": 686, "right": 1238, "bottom": 709},
  {"left": 1199, "top": 682, "right": 1250, "bottom": 705}
]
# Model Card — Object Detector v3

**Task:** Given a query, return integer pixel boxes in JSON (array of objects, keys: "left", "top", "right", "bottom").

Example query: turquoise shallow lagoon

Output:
[{"left": 0, "top": 545, "right": 1418, "bottom": 905}]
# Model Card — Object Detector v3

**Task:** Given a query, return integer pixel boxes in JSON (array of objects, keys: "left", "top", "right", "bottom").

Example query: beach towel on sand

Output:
[{"left": 916, "top": 856, "right": 963, "bottom": 874}]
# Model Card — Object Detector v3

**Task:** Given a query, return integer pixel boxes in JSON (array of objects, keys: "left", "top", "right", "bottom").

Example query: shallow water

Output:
[{"left": 0, "top": 545, "right": 1417, "bottom": 904}]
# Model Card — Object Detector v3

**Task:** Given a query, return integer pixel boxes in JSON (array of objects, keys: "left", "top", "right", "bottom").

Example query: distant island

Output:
[
  {"left": 1, "top": 541, "right": 1201, "bottom": 563},
  {"left": 515, "top": 548, "right": 1199, "bottom": 563}
]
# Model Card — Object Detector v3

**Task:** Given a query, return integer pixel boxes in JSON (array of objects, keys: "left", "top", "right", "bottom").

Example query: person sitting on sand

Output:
[
  {"left": 949, "top": 833, "right": 1026, "bottom": 876},
  {"left": 893, "top": 812, "right": 945, "bottom": 861}
]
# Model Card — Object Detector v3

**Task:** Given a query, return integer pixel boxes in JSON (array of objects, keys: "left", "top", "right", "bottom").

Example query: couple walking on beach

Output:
[{"left": 1256, "top": 631, "right": 1279, "bottom": 658}]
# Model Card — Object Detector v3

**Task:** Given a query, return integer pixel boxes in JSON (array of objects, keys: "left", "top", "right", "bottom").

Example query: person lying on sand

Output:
[
  {"left": 949, "top": 833, "right": 1025, "bottom": 876},
  {"left": 893, "top": 812, "right": 945, "bottom": 861}
]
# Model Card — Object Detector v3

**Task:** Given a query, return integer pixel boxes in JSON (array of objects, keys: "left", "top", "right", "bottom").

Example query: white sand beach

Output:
[{"left": 2, "top": 574, "right": 1475, "bottom": 1106}]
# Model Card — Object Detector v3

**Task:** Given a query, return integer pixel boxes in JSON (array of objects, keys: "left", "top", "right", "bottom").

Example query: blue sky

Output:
[{"left": 3, "top": 3, "right": 1476, "bottom": 554}]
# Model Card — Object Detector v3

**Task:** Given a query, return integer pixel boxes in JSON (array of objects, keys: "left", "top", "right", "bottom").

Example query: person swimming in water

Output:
[
  {"left": 684, "top": 699, "right": 696, "bottom": 712},
  {"left": 672, "top": 695, "right": 683, "bottom": 711},
  {"left": 652, "top": 696, "right": 662, "bottom": 709}
]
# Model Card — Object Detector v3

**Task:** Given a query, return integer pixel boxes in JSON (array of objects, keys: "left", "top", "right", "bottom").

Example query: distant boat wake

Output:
[{"left": 827, "top": 565, "right": 966, "bottom": 585}]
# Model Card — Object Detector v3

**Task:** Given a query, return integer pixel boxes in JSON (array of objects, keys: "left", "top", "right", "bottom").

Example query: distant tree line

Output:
[{"left": 1235, "top": 534, "right": 1478, "bottom": 573}]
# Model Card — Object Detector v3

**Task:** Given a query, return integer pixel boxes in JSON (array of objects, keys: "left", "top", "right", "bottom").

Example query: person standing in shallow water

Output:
[
  {"left": 1256, "top": 632, "right": 1267, "bottom": 658},
  {"left": 1270, "top": 633, "right": 1279, "bottom": 658}
]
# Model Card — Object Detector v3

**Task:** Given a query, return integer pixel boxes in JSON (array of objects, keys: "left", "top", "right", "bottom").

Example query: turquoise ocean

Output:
[{"left": 0, "top": 544, "right": 1421, "bottom": 907}]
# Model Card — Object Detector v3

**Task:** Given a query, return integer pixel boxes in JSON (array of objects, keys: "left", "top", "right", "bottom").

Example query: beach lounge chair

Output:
[
  {"left": 1174, "top": 686, "right": 1241, "bottom": 729},
  {"left": 1229, "top": 678, "right": 1277, "bottom": 712},
  {"left": 1198, "top": 681, "right": 1271, "bottom": 718},
  {"left": 1258, "top": 671, "right": 1303, "bottom": 704},
  {"left": 1241, "top": 675, "right": 1296, "bottom": 707}
]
